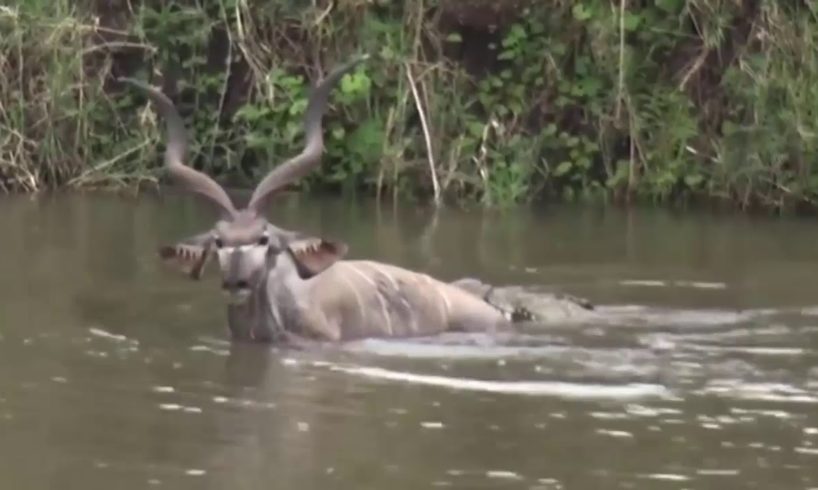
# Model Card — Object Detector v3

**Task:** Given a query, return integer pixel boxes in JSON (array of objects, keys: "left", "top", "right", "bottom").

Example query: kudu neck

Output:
[
  {"left": 226, "top": 279, "right": 275, "bottom": 342},
  {"left": 225, "top": 252, "right": 300, "bottom": 343}
]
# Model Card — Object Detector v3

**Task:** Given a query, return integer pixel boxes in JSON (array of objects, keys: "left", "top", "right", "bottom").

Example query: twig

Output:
[
  {"left": 67, "top": 140, "right": 152, "bottom": 187},
  {"left": 628, "top": 121, "right": 635, "bottom": 199},
  {"left": 390, "top": 82, "right": 410, "bottom": 203},
  {"left": 473, "top": 119, "right": 495, "bottom": 205},
  {"left": 678, "top": 48, "right": 709, "bottom": 90},
  {"left": 376, "top": 105, "right": 396, "bottom": 201},
  {"left": 441, "top": 135, "right": 463, "bottom": 193},
  {"left": 405, "top": 62, "right": 440, "bottom": 206},
  {"left": 615, "top": 0, "right": 626, "bottom": 121},
  {"left": 418, "top": 205, "right": 441, "bottom": 268},
  {"left": 233, "top": 0, "right": 266, "bottom": 88},
  {"left": 81, "top": 42, "right": 157, "bottom": 56},
  {"left": 313, "top": 1, "right": 334, "bottom": 26},
  {"left": 208, "top": 0, "right": 234, "bottom": 165}
]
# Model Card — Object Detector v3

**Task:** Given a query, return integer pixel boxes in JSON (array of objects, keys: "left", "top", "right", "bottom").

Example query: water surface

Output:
[{"left": 2, "top": 192, "right": 818, "bottom": 489}]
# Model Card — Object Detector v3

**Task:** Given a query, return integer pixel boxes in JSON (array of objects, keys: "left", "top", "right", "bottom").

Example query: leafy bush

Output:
[{"left": 1, "top": 0, "right": 817, "bottom": 212}]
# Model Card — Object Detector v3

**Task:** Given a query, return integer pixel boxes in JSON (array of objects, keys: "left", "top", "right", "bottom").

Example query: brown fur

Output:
[{"left": 279, "top": 260, "right": 510, "bottom": 342}]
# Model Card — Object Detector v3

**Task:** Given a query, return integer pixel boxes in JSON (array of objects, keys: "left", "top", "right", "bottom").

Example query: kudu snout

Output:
[
  {"left": 222, "top": 267, "right": 251, "bottom": 292},
  {"left": 222, "top": 279, "right": 249, "bottom": 290},
  {"left": 217, "top": 243, "right": 269, "bottom": 296}
]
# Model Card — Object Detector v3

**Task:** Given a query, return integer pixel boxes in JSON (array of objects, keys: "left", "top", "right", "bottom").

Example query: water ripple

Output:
[{"left": 325, "top": 364, "right": 672, "bottom": 400}]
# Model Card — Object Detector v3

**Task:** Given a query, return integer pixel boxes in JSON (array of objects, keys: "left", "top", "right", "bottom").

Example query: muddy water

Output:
[{"left": 3, "top": 192, "right": 818, "bottom": 489}]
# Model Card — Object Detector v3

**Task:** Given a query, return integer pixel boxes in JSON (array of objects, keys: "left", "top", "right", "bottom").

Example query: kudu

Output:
[{"left": 122, "top": 56, "right": 535, "bottom": 346}]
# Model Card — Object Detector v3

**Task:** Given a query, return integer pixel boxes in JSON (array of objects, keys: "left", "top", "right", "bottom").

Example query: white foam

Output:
[
  {"left": 328, "top": 365, "right": 671, "bottom": 400},
  {"left": 88, "top": 327, "right": 135, "bottom": 344},
  {"left": 619, "top": 280, "right": 668, "bottom": 287}
]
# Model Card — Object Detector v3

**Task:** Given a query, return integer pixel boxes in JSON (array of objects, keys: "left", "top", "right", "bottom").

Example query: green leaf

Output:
[
  {"left": 346, "top": 119, "right": 384, "bottom": 163},
  {"left": 509, "top": 24, "right": 526, "bottom": 39},
  {"left": 540, "top": 125, "right": 556, "bottom": 139},
  {"left": 684, "top": 174, "right": 704, "bottom": 187},
  {"left": 379, "top": 45, "right": 395, "bottom": 60},
  {"left": 529, "top": 20, "right": 545, "bottom": 35},
  {"left": 572, "top": 4, "right": 593, "bottom": 21},
  {"left": 340, "top": 71, "right": 372, "bottom": 97},
  {"left": 576, "top": 157, "right": 591, "bottom": 170},
  {"left": 244, "top": 132, "right": 268, "bottom": 149},
  {"left": 288, "top": 98, "right": 308, "bottom": 116},
  {"left": 554, "top": 161, "right": 573, "bottom": 176},
  {"left": 467, "top": 121, "right": 485, "bottom": 137},
  {"left": 509, "top": 101, "right": 523, "bottom": 114},
  {"left": 623, "top": 12, "right": 642, "bottom": 31},
  {"left": 655, "top": 0, "right": 683, "bottom": 13},
  {"left": 234, "top": 104, "right": 263, "bottom": 122}
]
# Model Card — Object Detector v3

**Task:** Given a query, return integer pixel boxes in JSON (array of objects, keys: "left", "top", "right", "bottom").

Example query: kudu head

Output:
[{"left": 122, "top": 55, "right": 368, "bottom": 303}]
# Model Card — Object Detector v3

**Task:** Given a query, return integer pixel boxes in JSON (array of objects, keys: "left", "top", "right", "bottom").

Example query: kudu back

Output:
[{"left": 122, "top": 55, "right": 512, "bottom": 344}]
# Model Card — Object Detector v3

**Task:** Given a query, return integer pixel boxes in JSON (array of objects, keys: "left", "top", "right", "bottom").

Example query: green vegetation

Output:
[{"left": 1, "top": 0, "right": 818, "bottom": 212}]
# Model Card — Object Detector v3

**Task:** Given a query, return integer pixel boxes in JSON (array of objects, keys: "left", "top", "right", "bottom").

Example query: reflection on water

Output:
[{"left": 3, "top": 192, "right": 818, "bottom": 488}]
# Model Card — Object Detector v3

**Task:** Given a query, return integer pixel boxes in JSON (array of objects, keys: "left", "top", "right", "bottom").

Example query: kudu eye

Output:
[
  {"left": 258, "top": 235, "right": 269, "bottom": 246},
  {"left": 214, "top": 238, "right": 224, "bottom": 249}
]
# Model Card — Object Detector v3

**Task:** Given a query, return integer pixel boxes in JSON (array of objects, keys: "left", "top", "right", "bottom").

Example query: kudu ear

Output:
[
  {"left": 157, "top": 231, "right": 214, "bottom": 280},
  {"left": 287, "top": 238, "right": 348, "bottom": 279}
]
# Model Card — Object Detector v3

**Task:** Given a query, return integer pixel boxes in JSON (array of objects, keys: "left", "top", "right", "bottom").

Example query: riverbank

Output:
[{"left": 1, "top": 1, "right": 816, "bottom": 212}]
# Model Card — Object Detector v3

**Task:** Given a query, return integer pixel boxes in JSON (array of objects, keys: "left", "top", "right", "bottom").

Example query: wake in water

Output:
[
  {"left": 313, "top": 300, "right": 817, "bottom": 402},
  {"left": 325, "top": 364, "right": 672, "bottom": 400},
  {"left": 187, "top": 291, "right": 818, "bottom": 403}
]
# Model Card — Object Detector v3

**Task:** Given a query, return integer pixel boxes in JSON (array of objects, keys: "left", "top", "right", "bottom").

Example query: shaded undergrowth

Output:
[{"left": 1, "top": 0, "right": 818, "bottom": 212}]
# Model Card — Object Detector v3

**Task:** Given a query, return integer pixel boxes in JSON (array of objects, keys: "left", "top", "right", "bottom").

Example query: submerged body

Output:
[
  {"left": 451, "top": 277, "right": 596, "bottom": 324},
  {"left": 224, "top": 257, "right": 596, "bottom": 344},
  {"left": 227, "top": 258, "right": 511, "bottom": 343}
]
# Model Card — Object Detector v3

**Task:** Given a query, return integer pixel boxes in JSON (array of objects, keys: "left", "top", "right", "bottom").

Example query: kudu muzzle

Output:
[
  {"left": 219, "top": 245, "right": 268, "bottom": 301},
  {"left": 223, "top": 249, "right": 251, "bottom": 291}
]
